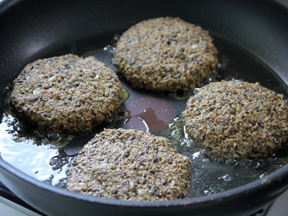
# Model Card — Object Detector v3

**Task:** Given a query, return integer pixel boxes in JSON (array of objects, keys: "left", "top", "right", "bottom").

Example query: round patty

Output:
[
  {"left": 113, "top": 17, "right": 218, "bottom": 92},
  {"left": 182, "top": 80, "right": 288, "bottom": 161},
  {"left": 66, "top": 128, "right": 191, "bottom": 201},
  {"left": 10, "top": 54, "right": 122, "bottom": 135}
]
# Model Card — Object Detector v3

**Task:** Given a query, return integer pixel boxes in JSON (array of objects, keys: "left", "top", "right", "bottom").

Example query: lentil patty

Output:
[
  {"left": 113, "top": 17, "right": 218, "bottom": 92},
  {"left": 10, "top": 54, "right": 122, "bottom": 135},
  {"left": 66, "top": 128, "right": 191, "bottom": 201},
  {"left": 182, "top": 80, "right": 288, "bottom": 161}
]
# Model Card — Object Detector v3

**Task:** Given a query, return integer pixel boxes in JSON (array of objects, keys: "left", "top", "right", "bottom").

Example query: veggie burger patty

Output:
[
  {"left": 10, "top": 54, "right": 122, "bottom": 135},
  {"left": 67, "top": 128, "right": 191, "bottom": 201},
  {"left": 113, "top": 17, "right": 218, "bottom": 92},
  {"left": 182, "top": 79, "right": 288, "bottom": 161}
]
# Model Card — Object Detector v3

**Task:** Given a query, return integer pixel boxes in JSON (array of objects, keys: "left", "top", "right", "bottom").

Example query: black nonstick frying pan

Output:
[{"left": 0, "top": 0, "right": 288, "bottom": 215}]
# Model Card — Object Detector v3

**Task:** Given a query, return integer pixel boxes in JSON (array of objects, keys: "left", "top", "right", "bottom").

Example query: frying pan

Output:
[{"left": 0, "top": 0, "right": 288, "bottom": 215}]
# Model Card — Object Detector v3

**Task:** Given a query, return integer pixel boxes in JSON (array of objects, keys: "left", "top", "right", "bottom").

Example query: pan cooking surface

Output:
[{"left": 0, "top": 33, "right": 288, "bottom": 198}]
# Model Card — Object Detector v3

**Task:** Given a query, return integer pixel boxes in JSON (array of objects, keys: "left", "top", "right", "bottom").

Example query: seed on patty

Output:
[
  {"left": 66, "top": 128, "right": 191, "bottom": 201},
  {"left": 10, "top": 54, "right": 122, "bottom": 135},
  {"left": 113, "top": 17, "right": 218, "bottom": 92},
  {"left": 182, "top": 79, "right": 288, "bottom": 161}
]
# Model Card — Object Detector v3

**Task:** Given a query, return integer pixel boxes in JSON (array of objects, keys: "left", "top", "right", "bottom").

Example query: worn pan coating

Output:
[{"left": 0, "top": 0, "right": 288, "bottom": 215}]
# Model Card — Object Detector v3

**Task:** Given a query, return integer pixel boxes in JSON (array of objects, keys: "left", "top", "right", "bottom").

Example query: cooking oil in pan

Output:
[{"left": 0, "top": 34, "right": 288, "bottom": 198}]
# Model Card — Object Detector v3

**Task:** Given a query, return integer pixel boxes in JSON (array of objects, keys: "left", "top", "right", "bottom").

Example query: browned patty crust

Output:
[
  {"left": 182, "top": 80, "right": 288, "bottom": 161},
  {"left": 10, "top": 54, "right": 122, "bottom": 135},
  {"left": 67, "top": 128, "right": 191, "bottom": 201},
  {"left": 113, "top": 17, "right": 218, "bottom": 92}
]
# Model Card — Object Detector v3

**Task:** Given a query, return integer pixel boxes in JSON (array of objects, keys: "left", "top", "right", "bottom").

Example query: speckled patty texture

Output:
[
  {"left": 10, "top": 54, "right": 122, "bottom": 135},
  {"left": 182, "top": 80, "right": 288, "bottom": 161},
  {"left": 113, "top": 17, "right": 218, "bottom": 92},
  {"left": 67, "top": 128, "right": 191, "bottom": 201}
]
